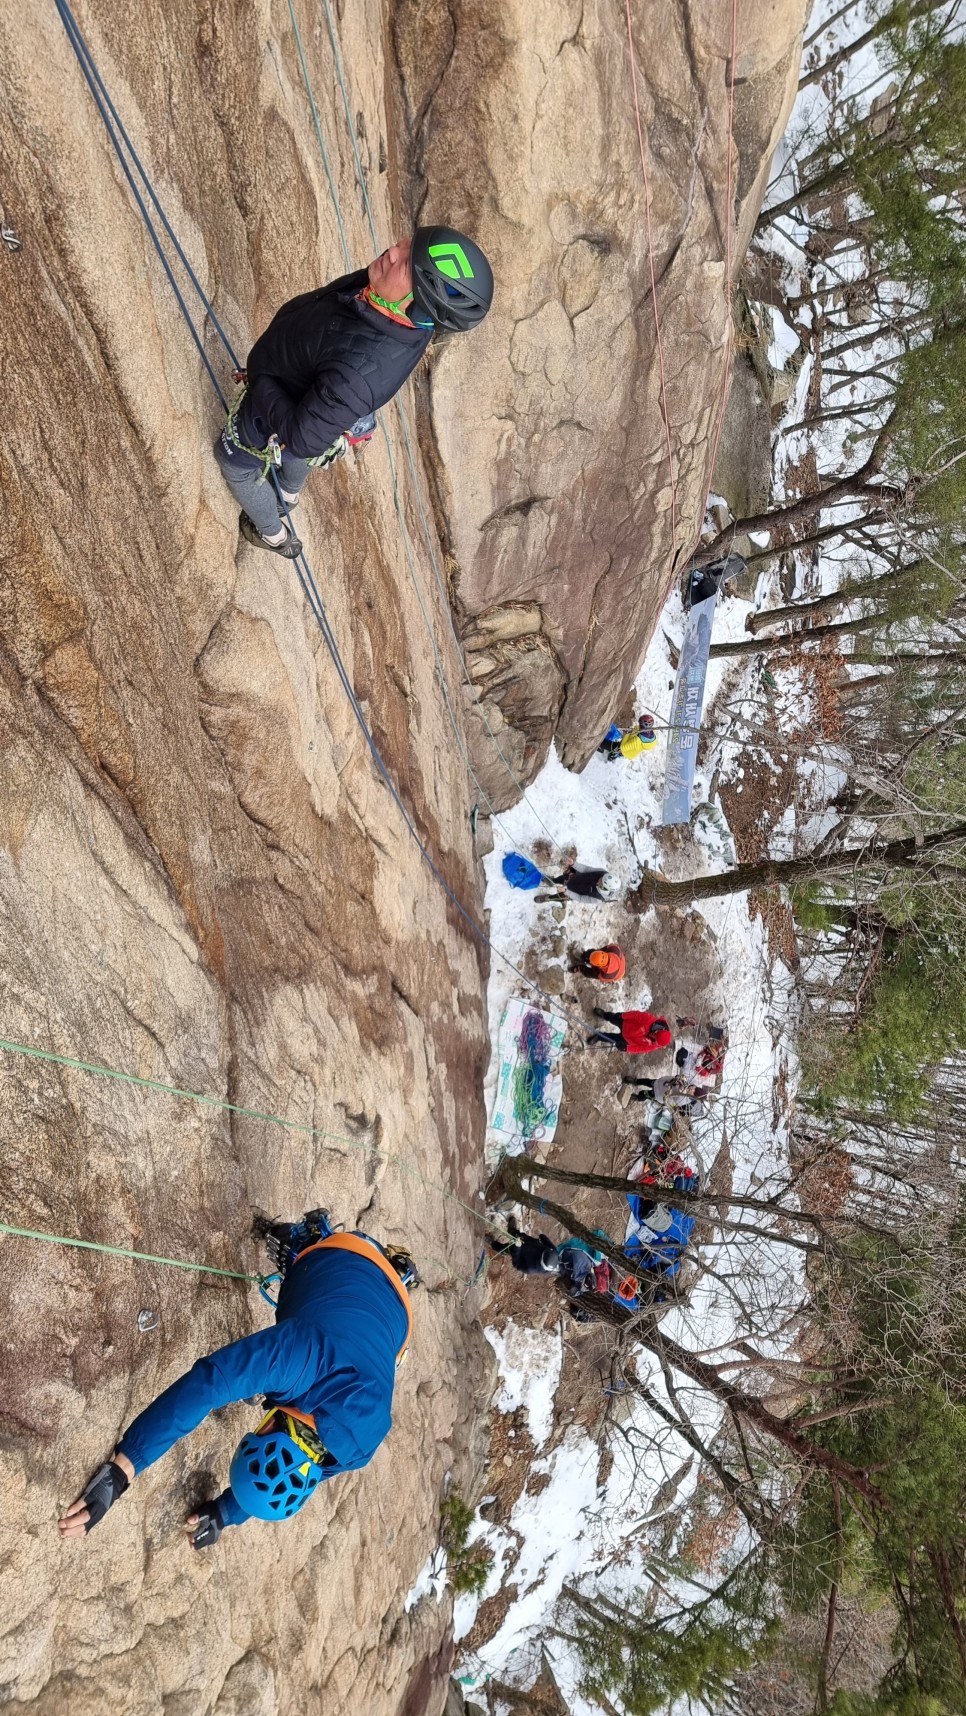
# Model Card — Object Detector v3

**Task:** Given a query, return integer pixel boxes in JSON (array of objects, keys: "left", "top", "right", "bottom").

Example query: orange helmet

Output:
[{"left": 588, "top": 944, "right": 626, "bottom": 982}]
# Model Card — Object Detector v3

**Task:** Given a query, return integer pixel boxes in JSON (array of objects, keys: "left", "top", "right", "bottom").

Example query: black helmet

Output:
[{"left": 410, "top": 226, "right": 493, "bottom": 332}]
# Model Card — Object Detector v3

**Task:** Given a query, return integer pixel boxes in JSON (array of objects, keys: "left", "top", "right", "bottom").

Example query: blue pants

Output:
[{"left": 213, "top": 425, "right": 310, "bottom": 538}]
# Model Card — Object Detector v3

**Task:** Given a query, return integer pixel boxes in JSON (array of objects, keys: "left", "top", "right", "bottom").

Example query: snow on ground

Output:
[
  {"left": 484, "top": 1321, "right": 563, "bottom": 1449},
  {"left": 464, "top": 594, "right": 807, "bottom": 1701},
  {"left": 403, "top": 1546, "right": 447, "bottom": 1613},
  {"left": 767, "top": 304, "right": 800, "bottom": 371}
]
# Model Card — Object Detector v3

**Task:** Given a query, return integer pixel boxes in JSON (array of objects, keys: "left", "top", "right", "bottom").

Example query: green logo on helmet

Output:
[{"left": 428, "top": 241, "right": 475, "bottom": 282}]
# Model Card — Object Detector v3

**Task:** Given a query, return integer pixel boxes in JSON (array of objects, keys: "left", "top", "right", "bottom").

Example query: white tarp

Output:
[{"left": 488, "top": 998, "right": 567, "bottom": 1154}]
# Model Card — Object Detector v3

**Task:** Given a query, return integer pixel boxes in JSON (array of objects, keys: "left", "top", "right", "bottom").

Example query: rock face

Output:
[
  {"left": 0, "top": 5, "right": 492, "bottom": 1713},
  {"left": 0, "top": 1, "right": 803, "bottom": 1710},
  {"left": 391, "top": 0, "right": 808, "bottom": 803}
]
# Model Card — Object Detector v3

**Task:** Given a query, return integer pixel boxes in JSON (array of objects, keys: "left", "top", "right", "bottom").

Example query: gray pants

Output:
[{"left": 213, "top": 424, "right": 310, "bottom": 538}]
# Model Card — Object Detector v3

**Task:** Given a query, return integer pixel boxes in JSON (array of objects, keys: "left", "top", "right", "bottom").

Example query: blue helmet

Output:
[{"left": 229, "top": 1410, "right": 329, "bottom": 1522}]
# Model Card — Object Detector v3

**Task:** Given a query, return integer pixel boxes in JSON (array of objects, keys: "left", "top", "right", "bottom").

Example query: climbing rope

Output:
[
  {"left": 0, "top": 1031, "right": 523, "bottom": 1270},
  {"left": 622, "top": 0, "right": 741, "bottom": 568},
  {"left": 280, "top": 18, "right": 523, "bottom": 848},
  {"left": 694, "top": 0, "right": 741, "bottom": 550},
  {"left": 624, "top": 0, "right": 679, "bottom": 573},
  {"left": 0, "top": 1222, "right": 258, "bottom": 1282}
]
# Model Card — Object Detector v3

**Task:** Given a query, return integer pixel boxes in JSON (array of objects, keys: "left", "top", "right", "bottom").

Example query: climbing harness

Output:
[
  {"left": 222, "top": 384, "right": 281, "bottom": 477},
  {"left": 223, "top": 382, "right": 348, "bottom": 474},
  {"left": 252, "top": 1404, "right": 335, "bottom": 1470}
]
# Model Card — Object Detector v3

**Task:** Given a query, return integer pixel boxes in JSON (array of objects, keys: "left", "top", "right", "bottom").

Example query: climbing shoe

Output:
[{"left": 238, "top": 513, "right": 302, "bottom": 558}]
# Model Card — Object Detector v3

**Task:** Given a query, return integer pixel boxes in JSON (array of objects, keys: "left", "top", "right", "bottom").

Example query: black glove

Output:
[
  {"left": 189, "top": 1497, "right": 227, "bottom": 1551},
  {"left": 80, "top": 1460, "right": 130, "bottom": 1531}
]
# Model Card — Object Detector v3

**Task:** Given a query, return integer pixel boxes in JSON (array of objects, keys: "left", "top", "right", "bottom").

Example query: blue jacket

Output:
[{"left": 117, "top": 1242, "right": 410, "bottom": 1526}]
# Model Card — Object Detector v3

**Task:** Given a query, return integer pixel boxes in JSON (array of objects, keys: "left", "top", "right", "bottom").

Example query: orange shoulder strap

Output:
[{"left": 296, "top": 1233, "right": 412, "bottom": 1355}]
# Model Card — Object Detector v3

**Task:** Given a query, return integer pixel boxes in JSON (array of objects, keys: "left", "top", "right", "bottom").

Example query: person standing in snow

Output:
[
  {"left": 586, "top": 1008, "right": 672, "bottom": 1054},
  {"left": 488, "top": 1215, "right": 561, "bottom": 1277},
  {"left": 215, "top": 227, "right": 493, "bottom": 557},
  {"left": 58, "top": 1215, "right": 418, "bottom": 1550},
  {"left": 550, "top": 864, "right": 622, "bottom": 903}
]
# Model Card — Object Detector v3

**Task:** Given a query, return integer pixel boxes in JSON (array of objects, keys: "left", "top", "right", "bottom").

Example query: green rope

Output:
[
  {"left": 0, "top": 1033, "right": 514, "bottom": 1254},
  {"left": 0, "top": 1222, "right": 258, "bottom": 1281},
  {"left": 511, "top": 1060, "right": 552, "bottom": 1139}
]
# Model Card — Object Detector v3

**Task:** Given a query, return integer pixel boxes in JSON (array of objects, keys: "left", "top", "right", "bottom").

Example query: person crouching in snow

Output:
[
  {"left": 587, "top": 1008, "right": 672, "bottom": 1053},
  {"left": 214, "top": 226, "right": 493, "bottom": 558},
  {"left": 550, "top": 863, "right": 622, "bottom": 903},
  {"left": 58, "top": 1216, "right": 418, "bottom": 1550},
  {"left": 575, "top": 944, "right": 626, "bottom": 983},
  {"left": 488, "top": 1215, "right": 561, "bottom": 1277}
]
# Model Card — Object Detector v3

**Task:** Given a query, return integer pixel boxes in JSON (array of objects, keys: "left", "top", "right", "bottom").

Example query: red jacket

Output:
[{"left": 620, "top": 1011, "right": 672, "bottom": 1054}]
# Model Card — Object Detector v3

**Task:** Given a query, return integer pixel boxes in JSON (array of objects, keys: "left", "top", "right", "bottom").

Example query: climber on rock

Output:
[
  {"left": 214, "top": 227, "right": 494, "bottom": 557},
  {"left": 598, "top": 717, "right": 658, "bottom": 763},
  {"left": 58, "top": 1214, "right": 419, "bottom": 1550}
]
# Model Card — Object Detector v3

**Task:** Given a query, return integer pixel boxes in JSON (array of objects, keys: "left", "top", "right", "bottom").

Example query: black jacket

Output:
[
  {"left": 556, "top": 866, "right": 607, "bottom": 900},
  {"left": 240, "top": 269, "right": 433, "bottom": 459},
  {"left": 511, "top": 1234, "right": 557, "bottom": 1275}
]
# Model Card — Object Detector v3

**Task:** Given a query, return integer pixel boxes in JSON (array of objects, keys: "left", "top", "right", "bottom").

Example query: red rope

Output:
[{"left": 624, "top": 0, "right": 741, "bottom": 573}]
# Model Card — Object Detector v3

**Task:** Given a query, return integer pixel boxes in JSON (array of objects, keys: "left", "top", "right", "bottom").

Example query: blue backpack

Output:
[{"left": 502, "top": 852, "right": 543, "bottom": 891}]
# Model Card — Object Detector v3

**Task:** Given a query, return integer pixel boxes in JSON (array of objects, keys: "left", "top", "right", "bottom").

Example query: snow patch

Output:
[
  {"left": 485, "top": 1320, "right": 563, "bottom": 1449},
  {"left": 404, "top": 1546, "right": 447, "bottom": 1612}
]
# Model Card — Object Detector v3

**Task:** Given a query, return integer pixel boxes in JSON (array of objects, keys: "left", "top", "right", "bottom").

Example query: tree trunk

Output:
[
  {"left": 641, "top": 1327, "right": 885, "bottom": 1502},
  {"left": 709, "top": 610, "right": 887, "bottom": 658},
  {"left": 692, "top": 468, "right": 902, "bottom": 567},
  {"left": 756, "top": 159, "right": 855, "bottom": 231},
  {"left": 629, "top": 822, "right": 966, "bottom": 909},
  {"left": 741, "top": 511, "right": 889, "bottom": 572},
  {"left": 746, "top": 587, "right": 855, "bottom": 635},
  {"left": 797, "top": 0, "right": 934, "bottom": 90}
]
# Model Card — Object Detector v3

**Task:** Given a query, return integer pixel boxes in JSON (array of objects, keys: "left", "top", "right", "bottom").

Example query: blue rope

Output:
[
  {"left": 318, "top": 0, "right": 379, "bottom": 249},
  {"left": 52, "top": 0, "right": 592, "bottom": 1037},
  {"left": 52, "top": 0, "right": 237, "bottom": 403},
  {"left": 286, "top": 0, "right": 351, "bottom": 272}
]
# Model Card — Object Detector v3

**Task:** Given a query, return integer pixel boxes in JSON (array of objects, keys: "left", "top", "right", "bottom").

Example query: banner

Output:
[{"left": 661, "top": 590, "right": 718, "bottom": 825}]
